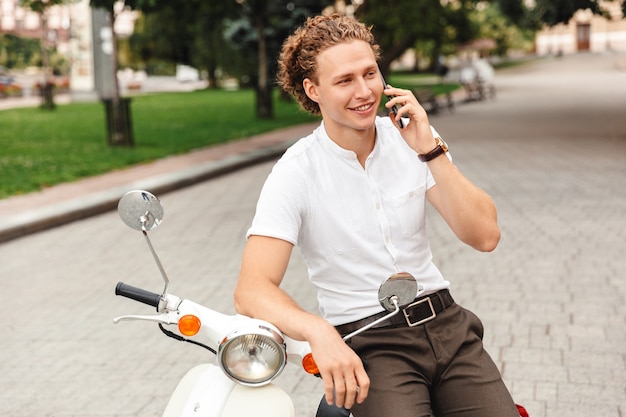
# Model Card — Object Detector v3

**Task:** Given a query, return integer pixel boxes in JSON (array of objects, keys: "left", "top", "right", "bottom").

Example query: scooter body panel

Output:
[
  {"left": 221, "top": 383, "right": 294, "bottom": 417},
  {"left": 162, "top": 364, "right": 294, "bottom": 417}
]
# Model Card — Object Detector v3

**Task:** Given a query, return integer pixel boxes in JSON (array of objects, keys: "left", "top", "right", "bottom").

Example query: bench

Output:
[
  {"left": 413, "top": 88, "right": 454, "bottom": 115},
  {"left": 461, "top": 80, "right": 496, "bottom": 102},
  {"left": 459, "top": 62, "right": 496, "bottom": 102}
]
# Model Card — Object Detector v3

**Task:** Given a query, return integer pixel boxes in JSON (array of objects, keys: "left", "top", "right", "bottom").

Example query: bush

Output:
[
  {"left": 0, "top": 33, "right": 40, "bottom": 69},
  {"left": 0, "top": 82, "right": 23, "bottom": 98}
]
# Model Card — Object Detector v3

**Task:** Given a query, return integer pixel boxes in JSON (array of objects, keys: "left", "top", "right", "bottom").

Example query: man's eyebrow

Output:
[
  {"left": 331, "top": 71, "right": 354, "bottom": 81},
  {"left": 332, "top": 65, "right": 378, "bottom": 81}
]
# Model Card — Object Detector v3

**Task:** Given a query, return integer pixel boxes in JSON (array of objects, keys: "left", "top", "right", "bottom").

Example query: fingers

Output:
[
  {"left": 310, "top": 325, "right": 370, "bottom": 409},
  {"left": 323, "top": 375, "right": 359, "bottom": 409},
  {"left": 384, "top": 85, "right": 425, "bottom": 116},
  {"left": 355, "top": 365, "right": 370, "bottom": 404},
  {"left": 384, "top": 85, "right": 412, "bottom": 107},
  {"left": 384, "top": 85, "right": 431, "bottom": 132},
  {"left": 322, "top": 360, "right": 370, "bottom": 409},
  {"left": 322, "top": 375, "right": 336, "bottom": 406},
  {"left": 388, "top": 109, "right": 403, "bottom": 129}
]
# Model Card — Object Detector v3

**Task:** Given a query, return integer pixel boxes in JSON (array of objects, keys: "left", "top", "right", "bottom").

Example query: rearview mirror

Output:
[
  {"left": 378, "top": 272, "right": 417, "bottom": 312},
  {"left": 117, "top": 190, "right": 164, "bottom": 232}
]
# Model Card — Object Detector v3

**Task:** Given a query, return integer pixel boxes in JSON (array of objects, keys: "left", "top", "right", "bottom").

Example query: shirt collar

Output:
[{"left": 316, "top": 120, "right": 380, "bottom": 162}]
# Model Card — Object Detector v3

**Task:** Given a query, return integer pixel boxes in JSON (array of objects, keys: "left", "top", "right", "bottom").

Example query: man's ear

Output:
[{"left": 303, "top": 78, "right": 319, "bottom": 103}]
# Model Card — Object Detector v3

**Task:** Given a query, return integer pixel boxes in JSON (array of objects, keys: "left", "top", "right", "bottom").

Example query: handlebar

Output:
[{"left": 115, "top": 282, "right": 161, "bottom": 309}]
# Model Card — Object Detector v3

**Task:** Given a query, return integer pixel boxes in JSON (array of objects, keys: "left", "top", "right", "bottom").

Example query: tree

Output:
[
  {"left": 126, "top": 1, "right": 239, "bottom": 88},
  {"left": 471, "top": 3, "right": 534, "bottom": 56},
  {"left": 497, "top": 0, "right": 625, "bottom": 27},
  {"left": 496, "top": 0, "right": 526, "bottom": 24},
  {"left": 531, "top": 0, "right": 601, "bottom": 26},
  {"left": 19, "top": 0, "right": 69, "bottom": 109},
  {"left": 90, "top": 0, "right": 161, "bottom": 146},
  {"left": 0, "top": 33, "right": 41, "bottom": 68},
  {"left": 126, "top": 0, "right": 237, "bottom": 87},
  {"left": 192, "top": 2, "right": 240, "bottom": 88},
  {"left": 355, "top": 0, "right": 479, "bottom": 74},
  {"left": 225, "top": 0, "right": 333, "bottom": 119},
  {"left": 355, "top": 0, "right": 625, "bottom": 73}
]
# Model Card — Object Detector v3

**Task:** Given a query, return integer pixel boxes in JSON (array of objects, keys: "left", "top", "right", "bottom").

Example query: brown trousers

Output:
[{"left": 346, "top": 303, "right": 519, "bottom": 417}]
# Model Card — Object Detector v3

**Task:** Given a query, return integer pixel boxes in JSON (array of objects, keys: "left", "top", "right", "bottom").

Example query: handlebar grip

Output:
[{"left": 115, "top": 282, "right": 161, "bottom": 308}]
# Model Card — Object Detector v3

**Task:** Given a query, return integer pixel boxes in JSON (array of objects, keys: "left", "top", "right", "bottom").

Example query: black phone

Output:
[{"left": 379, "top": 70, "right": 404, "bottom": 129}]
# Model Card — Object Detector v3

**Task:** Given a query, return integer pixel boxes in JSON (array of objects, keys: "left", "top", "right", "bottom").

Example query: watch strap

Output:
[{"left": 418, "top": 138, "right": 448, "bottom": 162}]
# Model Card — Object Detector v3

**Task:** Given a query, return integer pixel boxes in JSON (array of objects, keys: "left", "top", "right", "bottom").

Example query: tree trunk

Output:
[
  {"left": 39, "top": 11, "right": 55, "bottom": 110},
  {"left": 255, "top": 14, "right": 273, "bottom": 119},
  {"left": 108, "top": 10, "right": 134, "bottom": 146},
  {"left": 378, "top": 35, "right": 417, "bottom": 76}
]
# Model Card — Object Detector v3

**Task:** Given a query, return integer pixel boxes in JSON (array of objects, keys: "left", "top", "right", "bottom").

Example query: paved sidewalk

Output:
[{"left": 0, "top": 52, "right": 625, "bottom": 417}]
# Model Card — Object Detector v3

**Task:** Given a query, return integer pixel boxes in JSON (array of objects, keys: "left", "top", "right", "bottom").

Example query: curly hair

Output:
[{"left": 277, "top": 14, "right": 381, "bottom": 116}]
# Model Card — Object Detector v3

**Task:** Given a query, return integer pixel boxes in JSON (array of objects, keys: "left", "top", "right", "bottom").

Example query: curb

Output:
[{"left": 0, "top": 141, "right": 293, "bottom": 244}]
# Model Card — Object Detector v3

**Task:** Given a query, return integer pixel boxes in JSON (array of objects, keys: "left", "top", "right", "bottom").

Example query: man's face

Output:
[{"left": 304, "top": 40, "right": 383, "bottom": 133}]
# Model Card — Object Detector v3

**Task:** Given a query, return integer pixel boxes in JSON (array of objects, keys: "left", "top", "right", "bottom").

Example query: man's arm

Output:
[
  {"left": 425, "top": 156, "right": 500, "bottom": 252},
  {"left": 234, "top": 235, "right": 369, "bottom": 408},
  {"left": 383, "top": 84, "right": 500, "bottom": 252}
]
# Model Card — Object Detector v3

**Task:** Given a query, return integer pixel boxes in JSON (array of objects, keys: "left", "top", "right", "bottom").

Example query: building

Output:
[
  {"left": 1, "top": 0, "right": 137, "bottom": 100},
  {"left": 536, "top": 2, "right": 626, "bottom": 55},
  {"left": 0, "top": 0, "right": 136, "bottom": 58},
  {"left": 0, "top": 0, "right": 71, "bottom": 55}
]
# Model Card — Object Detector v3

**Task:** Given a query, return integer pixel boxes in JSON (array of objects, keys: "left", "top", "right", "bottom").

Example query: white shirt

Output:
[{"left": 247, "top": 116, "right": 450, "bottom": 325}]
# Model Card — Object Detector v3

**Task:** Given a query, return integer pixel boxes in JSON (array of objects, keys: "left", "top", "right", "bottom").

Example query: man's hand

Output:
[
  {"left": 383, "top": 85, "right": 438, "bottom": 155},
  {"left": 309, "top": 322, "right": 370, "bottom": 409}
]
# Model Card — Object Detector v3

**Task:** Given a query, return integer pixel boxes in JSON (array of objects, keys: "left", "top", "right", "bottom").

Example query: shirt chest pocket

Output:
[{"left": 389, "top": 186, "right": 426, "bottom": 237}]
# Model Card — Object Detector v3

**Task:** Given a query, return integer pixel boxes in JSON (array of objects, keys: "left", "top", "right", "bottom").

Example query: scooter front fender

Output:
[{"left": 163, "top": 364, "right": 294, "bottom": 417}]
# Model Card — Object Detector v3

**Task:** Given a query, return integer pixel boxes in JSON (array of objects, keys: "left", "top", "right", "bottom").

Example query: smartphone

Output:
[{"left": 379, "top": 70, "right": 404, "bottom": 129}]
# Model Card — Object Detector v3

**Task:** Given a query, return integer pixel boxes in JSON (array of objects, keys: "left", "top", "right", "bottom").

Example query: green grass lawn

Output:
[{"left": 0, "top": 89, "right": 318, "bottom": 199}]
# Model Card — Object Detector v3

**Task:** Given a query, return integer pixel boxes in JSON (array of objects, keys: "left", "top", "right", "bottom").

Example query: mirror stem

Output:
[
  {"left": 142, "top": 228, "right": 170, "bottom": 297},
  {"left": 342, "top": 296, "right": 400, "bottom": 342}
]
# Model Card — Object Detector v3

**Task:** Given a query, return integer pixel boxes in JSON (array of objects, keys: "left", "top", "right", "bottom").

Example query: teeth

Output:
[{"left": 353, "top": 104, "right": 371, "bottom": 111}]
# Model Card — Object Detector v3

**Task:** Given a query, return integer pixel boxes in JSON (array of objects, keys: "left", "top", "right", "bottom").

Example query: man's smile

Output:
[{"left": 350, "top": 102, "right": 375, "bottom": 112}]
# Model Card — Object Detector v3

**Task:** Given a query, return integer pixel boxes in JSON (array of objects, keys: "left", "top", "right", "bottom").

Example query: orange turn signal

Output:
[
  {"left": 178, "top": 315, "right": 201, "bottom": 336},
  {"left": 302, "top": 353, "right": 319, "bottom": 375}
]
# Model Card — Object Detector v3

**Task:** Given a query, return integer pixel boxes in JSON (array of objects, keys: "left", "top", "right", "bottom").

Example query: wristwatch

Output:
[{"left": 418, "top": 137, "right": 448, "bottom": 162}]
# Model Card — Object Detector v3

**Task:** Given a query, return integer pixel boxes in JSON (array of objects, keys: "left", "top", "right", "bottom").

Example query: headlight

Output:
[{"left": 218, "top": 323, "right": 287, "bottom": 386}]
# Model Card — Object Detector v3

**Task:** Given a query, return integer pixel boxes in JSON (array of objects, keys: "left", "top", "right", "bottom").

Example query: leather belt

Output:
[{"left": 335, "top": 289, "right": 454, "bottom": 336}]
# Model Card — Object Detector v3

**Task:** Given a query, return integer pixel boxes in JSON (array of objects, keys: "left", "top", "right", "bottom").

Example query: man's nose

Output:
[{"left": 354, "top": 78, "right": 372, "bottom": 98}]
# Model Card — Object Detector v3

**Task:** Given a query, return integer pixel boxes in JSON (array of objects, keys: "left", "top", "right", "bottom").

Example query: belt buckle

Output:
[{"left": 403, "top": 296, "right": 436, "bottom": 327}]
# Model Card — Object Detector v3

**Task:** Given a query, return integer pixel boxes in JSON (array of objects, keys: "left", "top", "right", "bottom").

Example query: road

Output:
[{"left": 1, "top": 52, "right": 625, "bottom": 417}]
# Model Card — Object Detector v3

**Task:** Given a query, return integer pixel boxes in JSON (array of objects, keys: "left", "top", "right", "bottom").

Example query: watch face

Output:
[{"left": 436, "top": 137, "right": 448, "bottom": 152}]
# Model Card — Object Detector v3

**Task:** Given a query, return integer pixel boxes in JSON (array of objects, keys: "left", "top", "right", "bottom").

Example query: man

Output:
[{"left": 234, "top": 14, "right": 518, "bottom": 417}]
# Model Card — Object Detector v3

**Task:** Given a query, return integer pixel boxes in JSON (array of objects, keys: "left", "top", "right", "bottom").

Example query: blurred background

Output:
[{"left": 1, "top": 0, "right": 625, "bottom": 107}]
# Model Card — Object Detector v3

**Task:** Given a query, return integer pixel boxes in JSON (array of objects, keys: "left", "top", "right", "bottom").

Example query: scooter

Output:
[
  {"left": 113, "top": 190, "right": 528, "bottom": 417},
  {"left": 114, "top": 189, "right": 311, "bottom": 416}
]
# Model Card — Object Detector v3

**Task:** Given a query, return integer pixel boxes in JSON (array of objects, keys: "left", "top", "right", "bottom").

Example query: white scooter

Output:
[
  {"left": 114, "top": 190, "right": 306, "bottom": 417},
  {"left": 113, "top": 190, "right": 529, "bottom": 417}
]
